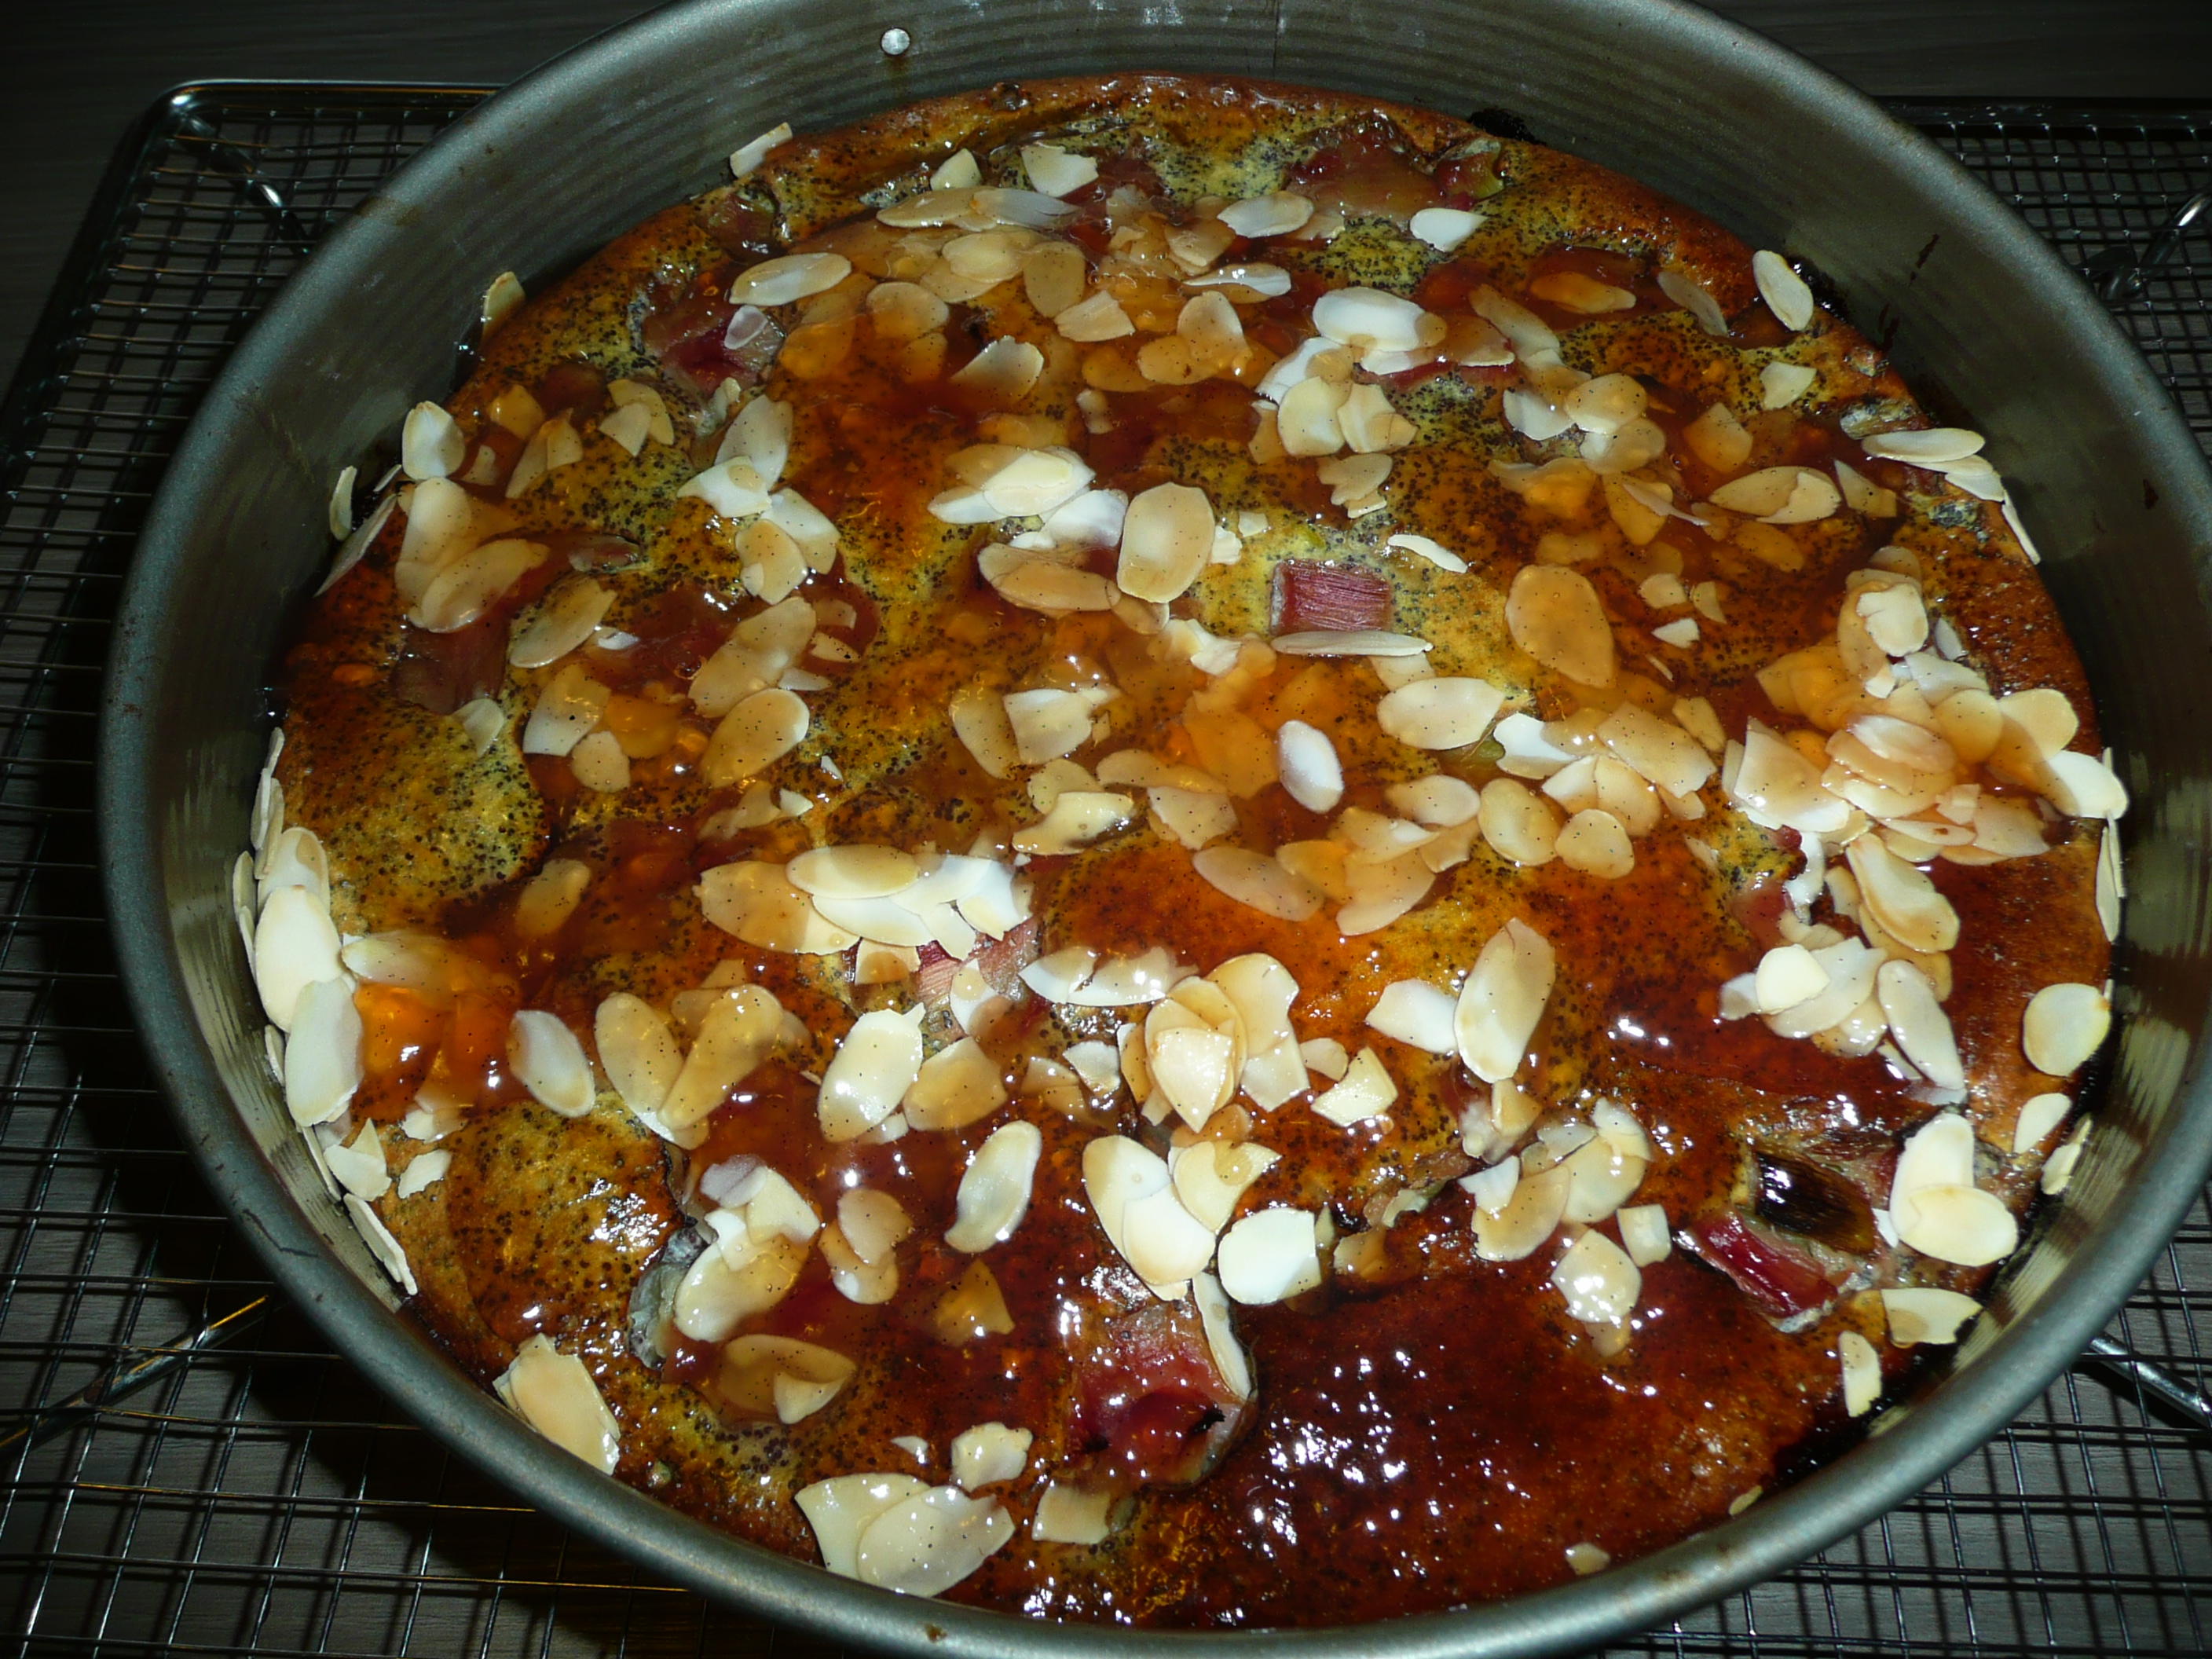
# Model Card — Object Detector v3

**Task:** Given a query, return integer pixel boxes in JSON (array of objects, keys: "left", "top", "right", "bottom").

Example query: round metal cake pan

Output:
[{"left": 100, "top": 0, "right": 2212, "bottom": 1651}]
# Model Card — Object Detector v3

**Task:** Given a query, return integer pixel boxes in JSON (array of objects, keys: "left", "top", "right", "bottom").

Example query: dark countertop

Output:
[{"left": 2, "top": 0, "right": 2209, "bottom": 396}]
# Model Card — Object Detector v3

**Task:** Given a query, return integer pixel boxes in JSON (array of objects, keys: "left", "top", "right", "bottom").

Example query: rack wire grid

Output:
[{"left": 0, "top": 83, "right": 2207, "bottom": 1659}]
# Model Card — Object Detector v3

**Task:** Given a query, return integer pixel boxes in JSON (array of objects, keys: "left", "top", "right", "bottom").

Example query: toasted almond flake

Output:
[
  {"left": 2013, "top": 1091, "right": 2071, "bottom": 1153},
  {"left": 1596, "top": 703, "right": 1714, "bottom": 798},
  {"left": 342, "top": 1191, "right": 416, "bottom": 1293},
  {"left": 1313, "top": 286, "right": 1431, "bottom": 352},
  {"left": 1004, "top": 687, "right": 1103, "bottom": 765},
  {"left": 1218, "top": 1207, "right": 1322, "bottom": 1304},
  {"left": 1555, "top": 808, "right": 1634, "bottom": 877},
  {"left": 284, "top": 976, "right": 361, "bottom": 1126},
  {"left": 1846, "top": 833, "right": 1959, "bottom": 954},
  {"left": 819, "top": 1009, "right": 926, "bottom": 1142},
  {"left": 1310, "top": 1046, "right": 1397, "bottom": 1126},
  {"left": 1082, "top": 1135, "right": 1218, "bottom": 1295},
  {"left": 256, "top": 824, "right": 329, "bottom": 909},
  {"left": 1367, "top": 980, "right": 1459, "bottom": 1054},
  {"left": 1116, "top": 482, "right": 1214, "bottom": 602},
  {"left": 1894, "top": 1179, "right": 2018, "bottom": 1267},
  {"left": 1385, "top": 533, "right": 1467, "bottom": 573},
  {"left": 1566, "top": 1542, "right": 1612, "bottom": 1576},
  {"left": 1752, "top": 250, "right": 1817, "bottom": 331},
  {"left": 255, "top": 886, "right": 342, "bottom": 1032},
  {"left": 1170, "top": 1141, "right": 1281, "bottom": 1235},
  {"left": 729, "top": 120, "right": 792, "bottom": 177},
  {"left": 945, "top": 1121, "right": 1044, "bottom": 1252},
  {"left": 1375, "top": 676, "right": 1505, "bottom": 751},
  {"left": 1218, "top": 192, "right": 1314, "bottom": 238},
  {"left": 1617, "top": 1203, "right": 1672, "bottom": 1265},
  {"left": 855, "top": 1484, "right": 1015, "bottom": 1596},
  {"left": 797, "top": 1473, "right": 932, "bottom": 1577},
  {"left": 1456, "top": 917, "right": 1556, "bottom": 1084},
  {"left": 1032, "top": 1482, "right": 1118, "bottom": 1545},
  {"left": 1552, "top": 1228, "right": 1640, "bottom": 1324},
  {"left": 401, "top": 401, "right": 465, "bottom": 482},
  {"left": 320, "top": 491, "right": 395, "bottom": 595},
  {"left": 1273, "top": 628, "right": 1430, "bottom": 657},
  {"left": 1657, "top": 266, "right": 1728, "bottom": 335},
  {"left": 1651, "top": 618, "right": 1699, "bottom": 647},
  {"left": 2023, "top": 981, "right": 2111, "bottom": 1076},
  {"left": 1478, "top": 777, "right": 1562, "bottom": 866},
  {"left": 1840, "top": 1329, "right": 1881, "bottom": 1416},
  {"left": 1186, "top": 846, "right": 1320, "bottom": 921},
  {"left": 867, "top": 280, "right": 950, "bottom": 343},
  {"left": 701, "top": 687, "right": 809, "bottom": 786},
  {"left": 1506, "top": 565, "right": 1615, "bottom": 687},
  {"left": 949, "top": 337, "right": 1046, "bottom": 403},
  {"left": 1057, "top": 290, "right": 1136, "bottom": 342},
  {"left": 1881, "top": 1286, "right": 1981, "bottom": 1346},
  {"left": 947, "top": 1423, "right": 1033, "bottom": 1494},
  {"left": 411, "top": 538, "right": 547, "bottom": 633},
  {"left": 1274, "top": 720, "right": 1343, "bottom": 811},
  {"left": 479, "top": 270, "right": 526, "bottom": 335},
  {"left": 837, "top": 1190, "right": 914, "bottom": 1265},
  {"left": 1684, "top": 402, "right": 1754, "bottom": 473},
  {"left": 787, "top": 845, "right": 918, "bottom": 901},
  {"left": 507, "top": 577, "right": 617, "bottom": 671},
  {"left": 1760, "top": 361, "right": 1818, "bottom": 409},
  {"left": 678, "top": 456, "right": 771, "bottom": 520},
  {"left": 698, "top": 861, "right": 860, "bottom": 955},
  {"left": 977, "top": 544, "right": 1119, "bottom": 614},
  {"left": 1150, "top": 785, "right": 1238, "bottom": 849},
  {"left": 2042, "top": 1118, "right": 2091, "bottom": 1193},
  {"left": 1388, "top": 775, "right": 1481, "bottom": 828},
  {"left": 568, "top": 729, "right": 631, "bottom": 793},
  {"left": 593, "top": 992, "right": 683, "bottom": 1130},
  {"left": 1013, "top": 789, "right": 1133, "bottom": 855},
  {"left": 1187, "top": 262, "right": 1293, "bottom": 298},
  {"left": 394, "top": 1147, "right": 449, "bottom": 1199},
  {"left": 2044, "top": 749, "right": 2130, "bottom": 819},
  {"left": 1861, "top": 427, "right": 1985, "bottom": 466},
  {"left": 496, "top": 1335, "right": 619, "bottom": 1473},
  {"left": 730, "top": 252, "right": 852, "bottom": 308},
  {"left": 1877, "top": 959, "right": 1965, "bottom": 1090},
  {"left": 507, "top": 1009, "right": 594, "bottom": 1117},
  {"left": 1755, "top": 943, "right": 1830, "bottom": 1014},
  {"left": 1406, "top": 205, "right": 1481, "bottom": 252}
]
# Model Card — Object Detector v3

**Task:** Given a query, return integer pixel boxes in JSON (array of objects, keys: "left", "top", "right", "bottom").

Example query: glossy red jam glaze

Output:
[{"left": 272, "top": 75, "right": 2108, "bottom": 1625}]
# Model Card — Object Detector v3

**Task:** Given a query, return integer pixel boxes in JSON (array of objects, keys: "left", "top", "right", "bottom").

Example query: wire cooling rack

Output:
[{"left": 1, "top": 84, "right": 2207, "bottom": 1658}]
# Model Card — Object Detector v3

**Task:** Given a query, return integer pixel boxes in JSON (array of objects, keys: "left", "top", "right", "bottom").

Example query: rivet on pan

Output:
[{"left": 881, "top": 27, "right": 912, "bottom": 56}]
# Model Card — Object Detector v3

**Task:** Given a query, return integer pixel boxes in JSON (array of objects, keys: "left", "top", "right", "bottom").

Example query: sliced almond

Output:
[
  {"left": 698, "top": 861, "right": 861, "bottom": 954},
  {"left": 702, "top": 687, "right": 809, "bottom": 786},
  {"left": 2022, "top": 981, "right": 2111, "bottom": 1076},
  {"left": 1310, "top": 1046, "right": 1398, "bottom": 1125},
  {"left": 730, "top": 252, "right": 852, "bottom": 307},
  {"left": 1218, "top": 192, "right": 1314, "bottom": 238},
  {"left": 1117, "top": 482, "right": 1214, "bottom": 602},
  {"left": 854, "top": 1485, "right": 1014, "bottom": 1597},
  {"left": 1751, "top": 250, "right": 1816, "bottom": 331},
  {"left": 1555, "top": 808, "right": 1635, "bottom": 877},
  {"left": 1507, "top": 565, "right": 1615, "bottom": 687},
  {"left": 1217, "top": 1207, "right": 1322, "bottom": 1304},
  {"left": 945, "top": 1121, "right": 1045, "bottom": 1252},
  {"left": 496, "top": 1335, "right": 620, "bottom": 1473},
  {"left": 1190, "top": 846, "right": 1324, "bottom": 921},
  {"left": 1551, "top": 1229, "right": 1640, "bottom": 1324},
  {"left": 1082, "top": 1134, "right": 1218, "bottom": 1295},
  {"left": 1881, "top": 1286, "right": 1981, "bottom": 1346},
  {"left": 508, "top": 1009, "right": 595, "bottom": 1117},
  {"left": 1456, "top": 917, "right": 1555, "bottom": 1083},
  {"left": 819, "top": 1009, "right": 926, "bottom": 1141},
  {"left": 1366, "top": 980, "right": 1459, "bottom": 1055}
]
